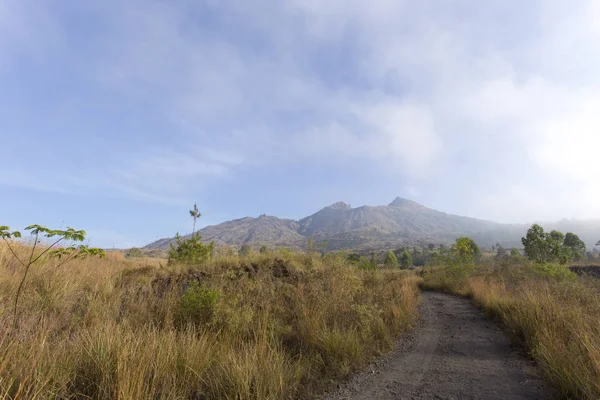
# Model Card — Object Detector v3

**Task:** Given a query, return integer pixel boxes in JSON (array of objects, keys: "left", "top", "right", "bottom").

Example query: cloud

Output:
[{"left": 2, "top": 0, "right": 600, "bottom": 223}]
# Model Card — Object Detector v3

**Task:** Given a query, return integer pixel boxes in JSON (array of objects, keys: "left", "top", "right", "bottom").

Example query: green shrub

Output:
[
  {"left": 529, "top": 263, "right": 578, "bottom": 282},
  {"left": 174, "top": 281, "right": 220, "bottom": 328},
  {"left": 358, "top": 257, "right": 377, "bottom": 270},
  {"left": 127, "top": 247, "right": 143, "bottom": 258},
  {"left": 384, "top": 250, "right": 399, "bottom": 269},
  {"left": 168, "top": 233, "right": 214, "bottom": 265}
]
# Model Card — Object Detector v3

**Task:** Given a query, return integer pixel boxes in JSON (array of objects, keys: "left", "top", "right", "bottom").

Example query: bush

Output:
[
  {"left": 127, "top": 247, "right": 143, "bottom": 258},
  {"left": 529, "top": 263, "right": 578, "bottom": 282},
  {"left": 174, "top": 281, "right": 220, "bottom": 328},
  {"left": 168, "top": 233, "right": 214, "bottom": 265}
]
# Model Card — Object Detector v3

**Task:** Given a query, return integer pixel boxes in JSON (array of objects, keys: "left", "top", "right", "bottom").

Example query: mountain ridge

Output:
[{"left": 144, "top": 198, "right": 600, "bottom": 251}]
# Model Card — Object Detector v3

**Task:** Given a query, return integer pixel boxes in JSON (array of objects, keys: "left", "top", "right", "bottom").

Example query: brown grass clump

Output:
[
  {"left": 0, "top": 244, "right": 419, "bottom": 399},
  {"left": 421, "top": 263, "right": 600, "bottom": 399}
]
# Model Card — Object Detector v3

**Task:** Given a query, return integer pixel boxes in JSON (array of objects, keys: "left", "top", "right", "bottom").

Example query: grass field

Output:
[{"left": 0, "top": 244, "right": 419, "bottom": 399}]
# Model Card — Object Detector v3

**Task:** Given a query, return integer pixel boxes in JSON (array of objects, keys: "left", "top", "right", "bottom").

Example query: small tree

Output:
[
  {"left": 168, "top": 233, "right": 214, "bottom": 265},
  {"left": 189, "top": 203, "right": 201, "bottom": 234},
  {"left": 400, "top": 249, "right": 412, "bottom": 269},
  {"left": 522, "top": 224, "right": 570, "bottom": 264},
  {"left": 384, "top": 250, "right": 399, "bottom": 269},
  {"left": 1, "top": 225, "right": 105, "bottom": 329},
  {"left": 522, "top": 224, "right": 552, "bottom": 263},
  {"left": 169, "top": 206, "right": 214, "bottom": 265},
  {"left": 443, "top": 237, "right": 477, "bottom": 279}
]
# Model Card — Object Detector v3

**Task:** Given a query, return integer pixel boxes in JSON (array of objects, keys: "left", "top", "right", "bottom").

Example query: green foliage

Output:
[
  {"left": 127, "top": 247, "right": 143, "bottom": 258},
  {"left": 563, "top": 232, "right": 586, "bottom": 261},
  {"left": 259, "top": 245, "right": 270, "bottom": 254},
  {"left": 1, "top": 224, "right": 105, "bottom": 329},
  {"left": 460, "top": 237, "right": 481, "bottom": 262},
  {"left": 168, "top": 233, "right": 214, "bottom": 265},
  {"left": 357, "top": 256, "right": 377, "bottom": 270},
  {"left": 384, "top": 250, "right": 399, "bottom": 269},
  {"left": 238, "top": 244, "right": 251, "bottom": 257},
  {"left": 529, "top": 263, "right": 578, "bottom": 282},
  {"left": 174, "top": 281, "right": 220, "bottom": 328},
  {"left": 550, "top": 230, "right": 565, "bottom": 243},
  {"left": 522, "top": 224, "right": 573, "bottom": 264},
  {"left": 399, "top": 249, "right": 412, "bottom": 269},
  {"left": 442, "top": 237, "right": 477, "bottom": 279}
]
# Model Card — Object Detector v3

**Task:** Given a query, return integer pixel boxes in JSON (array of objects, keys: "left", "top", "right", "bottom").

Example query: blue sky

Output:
[{"left": 2, "top": 0, "right": 600, "bottom": 248}]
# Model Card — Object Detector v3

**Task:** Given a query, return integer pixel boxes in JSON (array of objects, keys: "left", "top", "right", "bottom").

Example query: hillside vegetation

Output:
[{"left": 0, "top": 243, "right": 419, "bottom": 399}]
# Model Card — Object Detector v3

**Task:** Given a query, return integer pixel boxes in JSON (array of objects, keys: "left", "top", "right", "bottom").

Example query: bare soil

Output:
[{"left": 322, "top": 291, "right": 554, "bottom": 400}]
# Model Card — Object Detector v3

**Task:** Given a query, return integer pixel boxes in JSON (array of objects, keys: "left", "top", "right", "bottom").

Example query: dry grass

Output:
[
  {"left": 422, "top": 263, "right": 600, "bottom": 399},
  {"left": 0, "top": 243, "right": 419, "bottom": 399}
]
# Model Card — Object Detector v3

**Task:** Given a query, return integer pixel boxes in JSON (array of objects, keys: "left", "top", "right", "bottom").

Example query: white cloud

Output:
[{"left": 3, "top": 0, "right": 600, "bottom": 222}]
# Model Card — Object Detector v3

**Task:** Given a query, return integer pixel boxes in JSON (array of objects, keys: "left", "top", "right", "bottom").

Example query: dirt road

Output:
[{"left": 323, "top": 291, "right": 553, "bottom": 400}]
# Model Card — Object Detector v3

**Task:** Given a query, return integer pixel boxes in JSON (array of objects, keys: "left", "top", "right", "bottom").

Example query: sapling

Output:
[
  {"left": 0, "top": 224, "right": 105, "bottom": 329},
  {"left": 189, "top": 203, "right": 201, "bottom": 234}
]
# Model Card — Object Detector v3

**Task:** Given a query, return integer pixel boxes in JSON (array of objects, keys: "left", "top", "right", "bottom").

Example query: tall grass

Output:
[
  {"left": 0, "top": 244, "right": 419, "bottom": 399},
  {"left": 422, "top": 262, "right": 600, "bottom": 399}
]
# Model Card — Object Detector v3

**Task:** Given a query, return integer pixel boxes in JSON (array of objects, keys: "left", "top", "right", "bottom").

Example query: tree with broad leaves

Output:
[
  {"left": 0, "top": 225, "right": 105, "bottom": 329},
  {"left": 563, "top": 232, "right": 586, "bottom": 261}
]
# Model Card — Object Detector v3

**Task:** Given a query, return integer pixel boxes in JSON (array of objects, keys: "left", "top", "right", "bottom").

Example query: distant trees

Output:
[
  {"left": 384, "top": 250, "right": 399, "bottom": 269},
  {"left": 400, "top": 249, "right": 412, "bottom": 269},
  {"left": 259, "top": 245, "right": 270, "bottom": 254},
  {"left": 521, "top": 224, "right": 585, "bottom": 264}
]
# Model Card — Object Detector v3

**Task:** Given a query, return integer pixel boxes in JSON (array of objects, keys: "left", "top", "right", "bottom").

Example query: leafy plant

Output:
[
  {"left": 442, "top": 237, "right": 477, "bottom": 279},
  {"left": 384, "top": 250, "right": 399, "bottom": 269},
  {"left": 563, "top": 232, "right": 586, "bottom": 261},
  {"left": 0, "top": 224, "right": 105, "bottom": 329},
  {"left": 522, "top": 224, "right": 574, "bottom": 264},
  {"left": 399, "top": 249, "right": 412, "bottom": 269},
  {"left": 530, "top": 263, "right": 578, "bottom": 282},
  {"left": 168, "top": 233, "right": 214, "bottom": 265},
  {"left": 174, "top": 281, "right": 220, "bottom": 328}
]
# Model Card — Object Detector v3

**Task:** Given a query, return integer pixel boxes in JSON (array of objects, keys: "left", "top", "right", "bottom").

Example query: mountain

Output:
[
  {"left": 146, "top": 215, "right": 305, "bottom": 250},
  {"left": 147, "top": 197, "right": 551, "bottom": 251}
]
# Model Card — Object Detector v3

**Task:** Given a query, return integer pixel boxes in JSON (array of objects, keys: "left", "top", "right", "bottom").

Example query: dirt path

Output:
[{"left": 323, "top": 291, "right": 553, "bottom": 400}]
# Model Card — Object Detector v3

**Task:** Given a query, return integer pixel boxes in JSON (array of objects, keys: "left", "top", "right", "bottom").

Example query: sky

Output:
[{"left": 1, "top": 0, "right": 600, "bottom": 248}]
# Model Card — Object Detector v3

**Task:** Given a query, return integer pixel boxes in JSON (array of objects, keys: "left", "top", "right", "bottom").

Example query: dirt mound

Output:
[{"left": 570, "top": 265, "right": 600, "bottom": 279}]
